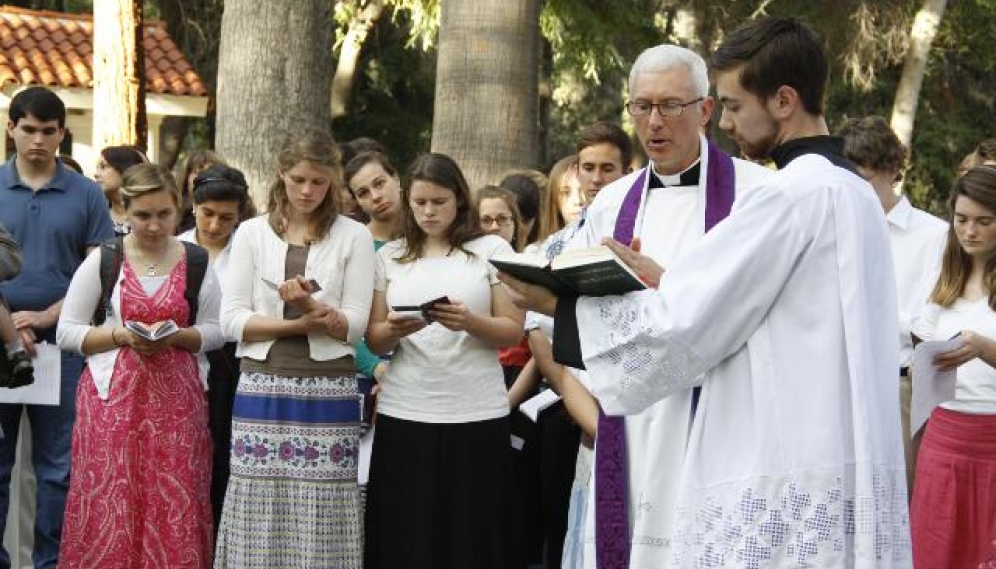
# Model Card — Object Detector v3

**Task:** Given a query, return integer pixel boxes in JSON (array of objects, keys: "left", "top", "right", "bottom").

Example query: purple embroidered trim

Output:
[{"left": 595, "top": 141, "right": 735, "bottom": 569}]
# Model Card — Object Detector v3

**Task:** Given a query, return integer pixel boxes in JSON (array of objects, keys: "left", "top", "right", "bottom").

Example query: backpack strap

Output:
[
  {"left": 181, "top": 241, "right": 209, "bottom": 326},
  {"left": 94, "top": 236, "right": 124, "bottom": 326}
]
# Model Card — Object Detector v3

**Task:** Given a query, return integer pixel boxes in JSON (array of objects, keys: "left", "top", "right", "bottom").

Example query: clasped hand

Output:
[
  {"left": 278, "top": 275, "right": 319, "bottom": 312},
  {"left": 12, "top": 309, "right": 58, "bottom": 357}
]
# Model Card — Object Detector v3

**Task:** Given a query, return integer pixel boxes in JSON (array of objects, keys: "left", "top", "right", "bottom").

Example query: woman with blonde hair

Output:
[
  {"left": 217, "top": 129, "right": 373, "bottom": 568},
  {"left": 911, "top": 165, "right": 996, "bottom": 568},
  {"left": 57, "top": 163, "right": 225, "bottom": 568},
  {"left": 536, "top": 155, "right": 582, "bottom": 246}
]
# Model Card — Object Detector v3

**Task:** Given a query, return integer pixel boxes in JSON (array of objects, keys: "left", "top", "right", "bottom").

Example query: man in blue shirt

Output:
[{"left": 0, "top": 86, "right": 113, "bottom": 569}]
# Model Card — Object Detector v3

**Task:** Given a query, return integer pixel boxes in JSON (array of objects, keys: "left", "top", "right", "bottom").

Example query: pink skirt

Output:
[{"left": 910, "top": 406, "right": 996, "bottom": 569}]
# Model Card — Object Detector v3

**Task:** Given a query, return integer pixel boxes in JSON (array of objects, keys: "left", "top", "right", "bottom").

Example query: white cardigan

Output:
[
  {"left": 221, "top": 214, "right": 374, "bottom": 362},
  {"left": 56, "top": 243, "right": 226, "bottom": 399}
]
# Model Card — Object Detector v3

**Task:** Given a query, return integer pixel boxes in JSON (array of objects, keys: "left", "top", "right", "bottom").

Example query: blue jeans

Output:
[{"left": 0, "top": 350, "right": 81, "bottom": 569}]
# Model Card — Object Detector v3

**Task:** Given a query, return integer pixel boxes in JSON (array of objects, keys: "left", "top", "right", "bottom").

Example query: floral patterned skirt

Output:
[{"left": 214, "top": 369, "right": 362, "bottom": 569}]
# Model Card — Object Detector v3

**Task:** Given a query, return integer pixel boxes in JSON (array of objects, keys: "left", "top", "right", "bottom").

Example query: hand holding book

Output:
[
  {"left": 425, "top": 299, "right": 474, "bottom": 332},
  {"left": 119, "top": 320, "right": 182, "bottom": 356},
  {"left": 603, "top": 237, "right": 664, "bottom": 289},
  {"left": 124, "top": 320, "right": 180, "bottom": 342}
]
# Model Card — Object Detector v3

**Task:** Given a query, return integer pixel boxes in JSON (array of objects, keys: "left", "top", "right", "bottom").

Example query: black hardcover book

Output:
[{"left": 490, "top": 245, "right": 646, "bottom": 297}]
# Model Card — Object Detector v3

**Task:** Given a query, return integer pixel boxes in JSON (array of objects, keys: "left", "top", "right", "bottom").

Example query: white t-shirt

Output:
[
  {"left": 178, "top": 228, "right": 233, "bottom": 291},
  {"left": 887, "top": 197, "right": 947, "bottom": 366},
  {"left": 914, "top": 298, "right": 996, "bottom": 414},
  {"left": 374, "top": 234, "right": 512, "bottom": 423}
]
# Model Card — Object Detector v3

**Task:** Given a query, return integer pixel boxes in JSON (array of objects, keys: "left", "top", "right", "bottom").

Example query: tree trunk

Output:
[
  {"left": 157, "top": 116, "right": 190, "bottom": 170},
  {"left": 890, "top": 0, "right": 947, "bottom": 149},
  {"left": 331, "top": 0, "right": 384, "bottom": 119},
  {"left": 431, "top": 0, "right": 542, "bottom": 189},
  {"left": 92, "top": 0, "right": 147, "bottom": 150},
  {"left": 215, "top": 0, "right": 333, "bottom": 210}
]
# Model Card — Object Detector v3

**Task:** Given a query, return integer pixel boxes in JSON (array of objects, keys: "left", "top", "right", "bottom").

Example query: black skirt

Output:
[{"left": 364, "top": 413, "right": 512, "bottom": 569}]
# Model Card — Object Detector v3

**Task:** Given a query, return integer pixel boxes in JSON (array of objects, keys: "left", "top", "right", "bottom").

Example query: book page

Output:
[
  {"left": 910, "top": 335, "right": 963, "bottom": 436},
  {"left": 490, "top": 251, "right": 549, "bottom": 269},
  {"left": 0, "top": 342, "right": 61, "bottom": 405},
  {"left": 518, "top": 389, "right": 561, "bottom": 422},
  {"left": 551, "top": 245, "right": 613, "bottom": 269}
]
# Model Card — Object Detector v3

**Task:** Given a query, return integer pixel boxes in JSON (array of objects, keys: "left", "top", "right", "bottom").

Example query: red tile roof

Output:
[{"left": 0, "top": 6, "right": 206, "bottom": 96}]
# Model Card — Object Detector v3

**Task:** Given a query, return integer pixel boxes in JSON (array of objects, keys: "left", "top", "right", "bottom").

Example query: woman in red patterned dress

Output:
[{"left": 56, "top": 163, "right": 225, "bottom": 568}]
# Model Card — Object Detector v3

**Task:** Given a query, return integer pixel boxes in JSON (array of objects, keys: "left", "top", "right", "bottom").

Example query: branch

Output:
[{"left": 750, "top": 0, "right": 779, "bottom": 19}]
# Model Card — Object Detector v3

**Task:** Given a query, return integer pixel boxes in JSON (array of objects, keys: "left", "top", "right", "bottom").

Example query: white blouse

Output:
[
  {"left": 56, "top": 243, "right": 226, "bottom": 399},
  {"left": 178, "top": 227, "right": 232, "bottom": 291},
  {"left": 221, "top": 215, "right": 374, "bottom": 361},
  {"left": 914, "top": 297, "right": 996, "bottom": 414}
]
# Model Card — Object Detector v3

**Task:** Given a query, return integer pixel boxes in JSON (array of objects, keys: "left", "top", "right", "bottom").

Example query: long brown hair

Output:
[
  {"left": 476, "top": 185, "right": 525, "bottom": 252},
  {"left": 537, "top": 155, "right": 578, "bottom": 243},
  {"left": 266, "top": 129, "right": 342, "bottom": 242},
  {"left": 931, "top": 166, "right": 996, "bottom": 309},
  {"left": 397, "top": 153, "right": 485, "bottom": 263}
]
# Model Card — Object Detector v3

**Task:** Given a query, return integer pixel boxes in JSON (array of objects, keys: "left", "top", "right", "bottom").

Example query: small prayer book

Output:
[{"left": 124, "top": 320, "right": 180, "bottom": 342}]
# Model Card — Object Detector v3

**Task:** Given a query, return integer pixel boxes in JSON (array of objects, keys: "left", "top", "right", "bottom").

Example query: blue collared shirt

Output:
[{"left": 0, "top": 156, "right": 113, "bottom": 337}]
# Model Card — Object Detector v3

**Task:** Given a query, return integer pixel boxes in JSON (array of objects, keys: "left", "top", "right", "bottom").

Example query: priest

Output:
[
  {"left": 538, "top": 44, "right": 769, "bottom": 569},
  {"left": 502, "top": 17, "right": 912, "bottom": 568}
]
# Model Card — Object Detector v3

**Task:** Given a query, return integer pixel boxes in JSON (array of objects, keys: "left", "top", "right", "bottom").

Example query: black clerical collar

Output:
[
  {"left": 649, "top": 160, "right": 700, "bottom": 188},
  {"left": 768, "top": 135, "right": 859, "bottom": 175}
]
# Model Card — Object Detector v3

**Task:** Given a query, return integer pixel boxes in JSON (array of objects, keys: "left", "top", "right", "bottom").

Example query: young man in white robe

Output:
[
  {"left": 502, "top": 16, "right": 912, "bottom": 568},
  {"left": 544, "top": 45, "right": 770, "bottom": 569},
  {"left": 836, "top": 116, "right": 947, "bottom": 494}
]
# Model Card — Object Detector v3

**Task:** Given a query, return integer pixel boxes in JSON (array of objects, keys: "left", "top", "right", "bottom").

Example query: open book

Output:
[
  {"left": 490, "top": 245, "right": 647, "bottom": 297},
  {"left": 391, "top": 296, "right": 451, "bottom": 324},
  {"left": 125, "top": 320, "right": 180, "bottom": 342}
]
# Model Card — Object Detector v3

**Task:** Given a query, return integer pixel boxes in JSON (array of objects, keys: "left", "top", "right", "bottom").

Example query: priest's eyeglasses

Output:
[{"left": 626, "top": 98, "right": 704, "bottom": 118}]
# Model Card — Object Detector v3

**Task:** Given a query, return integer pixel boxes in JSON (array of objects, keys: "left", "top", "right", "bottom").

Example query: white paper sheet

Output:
[
  {"left": 0, "top": 343, "right": 61, "bottom": 406},
  {"left": 910, "top": 336, "right": 963, "bottom": 436},
  {"left": 518, "top": 388, "right": 561, "bottom": 423},
  {"left": 357, "top": 426, "right": 374, "bottom": 486}
]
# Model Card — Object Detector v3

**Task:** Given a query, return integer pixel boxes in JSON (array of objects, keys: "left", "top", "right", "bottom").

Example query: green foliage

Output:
[
  {"left": 383, "top": 0, "right": 440, "bottom": 51},
  {"left": 67, "top": 0, "right": 992, "bottom": 202},
  {"left": 903, "top": 0, "right": 996, "bottom": 214},
  {"left": 332, "top": 9, "right": 436, "bottom": 170}
]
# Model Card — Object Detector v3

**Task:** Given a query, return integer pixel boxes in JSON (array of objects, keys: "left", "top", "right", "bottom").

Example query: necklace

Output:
[{"left": 129, "top": 238, "right": 174, "bottom": 277}]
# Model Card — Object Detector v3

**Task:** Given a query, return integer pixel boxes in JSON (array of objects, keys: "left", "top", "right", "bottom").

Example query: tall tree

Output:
[
  {"left": 890, "top": 0, "right": 947, "bottom": 148},
  {"left": 215, "top": 0, "right": 333, "bottom": 209},
  {"left": 430, "top": 0, "right": 542, "bottom": 188},
  {"left": 332, "top": 0, "right": 385, "bottom": 119},
  {"left": 92, "top": 0, "right": 146, "bottom": 149}
]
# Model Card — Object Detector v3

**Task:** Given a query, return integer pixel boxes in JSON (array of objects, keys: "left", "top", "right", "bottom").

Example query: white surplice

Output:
[
  {"left": 577, "top": 153, "right": 912, "bottom": 568},
  {"left": 567, "top": 135, "right": 772, "bottom": 569}
]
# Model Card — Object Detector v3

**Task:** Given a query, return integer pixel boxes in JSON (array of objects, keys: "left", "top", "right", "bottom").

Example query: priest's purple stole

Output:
[{"left": 595, "top": 141, "right": 736, "bottom": 569}]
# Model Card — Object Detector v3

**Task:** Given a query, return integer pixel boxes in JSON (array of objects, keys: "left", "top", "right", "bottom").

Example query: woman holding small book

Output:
[
  {"left": 364, "top": 153, "right": 524, "bottom": 569},
  {"left": 216, "top": 129, "right": 373, "bottom": 568},
  {"left": 56, "top": 163, "right": 225, "bottom": 568},
  {"left": 910, "top": 165, "right": 996, "bottom": 569}
]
